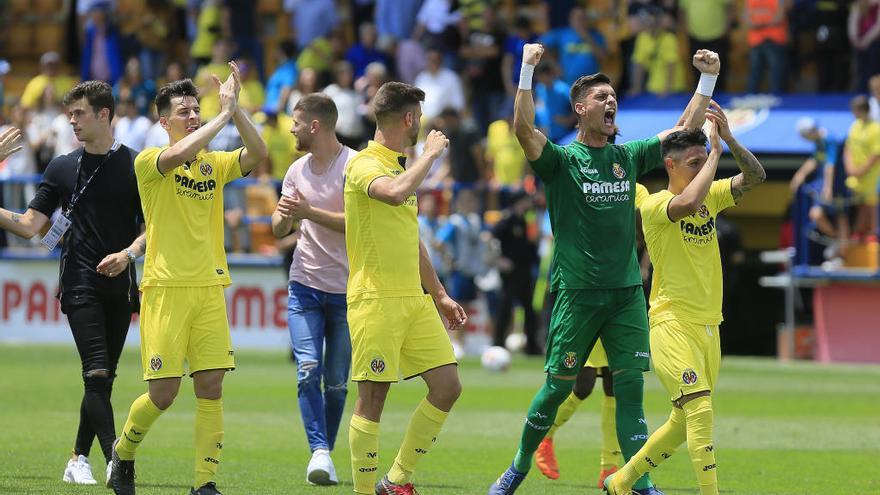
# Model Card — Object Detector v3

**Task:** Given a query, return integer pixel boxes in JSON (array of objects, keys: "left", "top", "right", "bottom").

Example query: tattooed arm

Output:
[
  {"left": 0, "top": 208, "right": 50, "bottom": 239},
  {"left": 706, "top": 101, "right": 766, "bottom": 201},
  {"left": 728, "top": 138, "right": 766, "bottom": 201}
]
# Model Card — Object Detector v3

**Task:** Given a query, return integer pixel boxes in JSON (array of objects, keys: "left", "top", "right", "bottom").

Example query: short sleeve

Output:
[
  {"left": 529, "top": 140, "right": 564, "bottom": 182},
  {"left": 280, "top": 161, "right": 298, "bottom": 197},
  {"left": 622, "top": 136, "right": 663, "bottom": 177},
  {"left": 221, "top": 148, "right": 245, "bottom": 184},
  {"left": 634, "top": 183, "right": 649, "bottom": 210},
  {"left": 28, "top": 157, "right": 65, "bottom": 217},
  {"left": 345, "top": 155, "right": 388, "bottom": 196},
  {"left": 134, "top": 147, "right": 166, "bottom": 186},
  {"left": 640, "top": 190, "right": 675, "bottom": 227},
  {"left": 707, "top": 178, "right": 736, "bottom": 213}
]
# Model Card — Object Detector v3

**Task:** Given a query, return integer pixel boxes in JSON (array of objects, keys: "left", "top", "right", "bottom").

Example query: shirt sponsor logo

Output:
[
  {"left": 680, "top": 216, "right": 717, "bottom": 246},
  {"left": 175, "top": 174, "right": 217, "bottom": 200},
  {"left": 582, "top": 180, "right": 631, "bottom": 203}
]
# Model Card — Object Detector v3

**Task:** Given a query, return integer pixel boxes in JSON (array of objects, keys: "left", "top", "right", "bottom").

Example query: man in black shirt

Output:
[
  {"left": 0, "top": 81, "right": 145, "bottom": 487},
  {"left": 491, "top": 191, "right": 540, "bottom": 355}
]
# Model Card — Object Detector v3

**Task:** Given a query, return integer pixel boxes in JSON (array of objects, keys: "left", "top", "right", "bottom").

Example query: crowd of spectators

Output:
[{"left": 1, "top": 0, "right": 880, "bottom": 341}]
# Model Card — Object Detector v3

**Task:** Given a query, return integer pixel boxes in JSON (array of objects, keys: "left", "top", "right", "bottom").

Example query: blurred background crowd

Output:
[{"left": 1, "top": 0, "right": 880, "bottom": 356}]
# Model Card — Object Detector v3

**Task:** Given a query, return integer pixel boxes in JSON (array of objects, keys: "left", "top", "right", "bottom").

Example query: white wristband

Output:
[
  {"left": 696, "top": 73, "right": 718, "bottom": 97},
  {"left": 519, "top": 63, "right": 535, "bottom": 90}
]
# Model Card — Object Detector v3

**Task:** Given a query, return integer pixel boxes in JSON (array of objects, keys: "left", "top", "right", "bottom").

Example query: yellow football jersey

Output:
[
  {"left": 635, "top": 182, "right": 648, "bottom": 209},
  {"left": 343, "top": 141, "right": 423, "bottom": 303},
  {"left": 135, "top": 146, "right": 244, "bottom": 288},
  {"left": 640, "top": 178, "right": 736, "bottom": 325}
]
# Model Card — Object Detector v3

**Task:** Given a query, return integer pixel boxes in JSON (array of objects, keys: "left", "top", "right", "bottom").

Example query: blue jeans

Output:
[
  {"left": 288, "top": 281, "right": 350, "bottom": 452},
  {"left": 747, "top": 40, "right": 787, "bottom": 94}
]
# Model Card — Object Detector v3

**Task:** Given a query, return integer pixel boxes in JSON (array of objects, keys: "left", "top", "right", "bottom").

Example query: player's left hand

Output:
[
  {"left": 436, "top": 295, "right": 467, "bottom": 330},
  {"left": 287, "top": 186, "right": 312, "bottom": 221},
  {"left": 96, "top": 252, "right": 130, "bottom": 278},
  {"left": 692, "top": 49, "right": 720, "bottom": 75},
  {"left": 228, "top": 61, "right": 242, "bottom": 98}
]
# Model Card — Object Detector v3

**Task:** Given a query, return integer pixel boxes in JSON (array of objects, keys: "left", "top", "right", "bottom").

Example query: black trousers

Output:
[
  {"left": 494, "top": 269, "right": 540, "bottom": 354},
  {"left": 65, "top": 294, "right": 132, "bottom": 463}
]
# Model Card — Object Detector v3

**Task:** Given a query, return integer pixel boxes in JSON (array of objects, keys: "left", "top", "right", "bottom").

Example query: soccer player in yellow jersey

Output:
[
  {"left": 344, "top": 81, "right": 468, "bottom": 495},
  {"left": 109, "top": 63, "right": 268, "bottom": 495},
  {"left": 605, "top": 103, "right": 765, "bottom": 495},
  {"left": 843, "top": 95, "right": 880, "bottom": 241}
]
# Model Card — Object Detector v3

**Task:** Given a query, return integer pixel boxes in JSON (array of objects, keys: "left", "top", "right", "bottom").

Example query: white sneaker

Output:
[
  {"left": 105, "top": 461, "right": 113, "bottom": 488},
  {"left": 62, "top": 455, "right": 98, "bottom": 485},
  {"left": 306, "top": 449, "right": 338, "bottom": 486}
]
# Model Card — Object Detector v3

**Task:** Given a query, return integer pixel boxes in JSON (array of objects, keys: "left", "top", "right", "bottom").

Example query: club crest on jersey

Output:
[
  {"left": 149, "top": 355, "right": 163, "bottom": 372},
  {"left": 697, "top": 205, "right": 710, "bottom": 218},
  {"left": 682, "top": 368, "right": 698, "bottom": 385},
  {"left": 612, "top": 163, "right": 626, "bottom": 179},
  {"left": 563, "top": 352, "right": 578, "bottom": 369},
  {"left": 200, "top": 162, "right": 213, "bottom": 177},
  {"left": 370, "top": 357, "right": 386, "bottom": 374}
]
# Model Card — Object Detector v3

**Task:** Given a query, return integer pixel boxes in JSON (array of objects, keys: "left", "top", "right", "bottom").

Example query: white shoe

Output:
[
  {"left": 306, "top": 449, "right": 338, "bottom": 486},
  {"left": 105, "top": 461, "right": 113, "bottom": 488},
  {"left": 62, "top": 455, "right": 98, "bottom": 485}
]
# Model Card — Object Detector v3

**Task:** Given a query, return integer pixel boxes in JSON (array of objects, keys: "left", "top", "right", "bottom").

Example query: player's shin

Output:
[
  {"left": 546, "top": 393, "right": 583, "bottom": 438},
  {"left": 612, "top": 407, "right": 686, "bottom": 490},
  {"left": 600, "top": 395, "right": 623, "bottom": 469},
  {"left": 116, "top": 393, "right": 164, "bottom": 460},
  {"left": 194, "top": 398, "right": 223, "bottom": 488},
  {"left": 513, "top": 375, "right": 573, "bottom": 473},
  {"left": 612, "top": 369, "right": 654, "bottom": 490},
  {"left": 349, "top": 414, "right": 380, "bottom": 494},
  {"left": 388, "top": 398, "right": 449, "bottom": 484},
  {"left": 683, "top": 396, "right": 718, "bottom": 495}
]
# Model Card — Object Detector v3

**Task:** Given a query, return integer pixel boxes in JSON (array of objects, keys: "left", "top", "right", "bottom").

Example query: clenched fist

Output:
[
  {"left": 523, "top": 43, "right": 544, "bottom": 66},
  {"left": 693, "top": 49, "right": 720, "bottom": 75}
]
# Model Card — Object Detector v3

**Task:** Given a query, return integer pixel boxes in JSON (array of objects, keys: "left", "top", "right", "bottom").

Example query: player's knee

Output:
[
  {"left": 678, "top": 391, "right": 712, "bottom": 412},
  {"left": 150, "top": 389, "right": 178, "bottom": 410},
  {"left": 82, "top": 370, "right": 111, "bottom": 393},
  {"left": 571, "top": 380, "right": 593, "bottom": 400},
  {"left": 324, "top": 381, "right": 348, "bottom": 398}
]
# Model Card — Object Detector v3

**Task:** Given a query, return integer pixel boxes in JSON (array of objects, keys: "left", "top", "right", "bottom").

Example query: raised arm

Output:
[
  {"left": 666, "top": 119, "right": 722, "bottom": 221},
  {"left": 369, "top": 130, "right": 448, "bottom": 206},
  {"left": 674, "top": 49, "right": 721, "bottom": 131},
  {"left": 709, "top": 101, "right": 766, "bottom": 201},
  {"left": 419, "top": 239, "right": 467, "bottom": 330},
  {"left": 229, "top": 63, "right": 268, "bottom": 175},
  {"left": 513, "top": 43, "right": 549, "bottom": 161},
  {"left": 157, "top": 68, "right": 239, "bottom": 174},
  {"left": 0, "top": 127, "right": 24, "bottom": 162}
]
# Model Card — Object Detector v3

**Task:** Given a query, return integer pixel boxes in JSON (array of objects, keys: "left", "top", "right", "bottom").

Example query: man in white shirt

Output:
[{"left": 413, "top": 49, "right": 465, "bottom": 120}]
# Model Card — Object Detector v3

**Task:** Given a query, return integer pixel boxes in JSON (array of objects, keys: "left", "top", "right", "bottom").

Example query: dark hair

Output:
[
  {"left": 294, "top": 93, "right": 338, "bottom": 128},
  {"left": 371, "top": 81, "right": 425, "bottom": 126},
  {"left": 280, "top": 40, "right": 297, "bottom": 59},
  {"left": 155, "top": 79, "right": 199, "bottom": 115},
  {"left": 63, "top": 80, "right": 115, "bottom": 121},
  {"left": 661, "top": 128, "right": 708, "bottom": 157},
  {"left": 569, "top": 72, "right": 612, "bottom": 107}
]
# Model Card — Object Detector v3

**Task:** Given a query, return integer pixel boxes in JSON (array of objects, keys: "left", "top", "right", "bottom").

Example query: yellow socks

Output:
[
  {"left": 600, "top": 395, "right": 623, "bottom": 469},
  {"left": 611, "top": 407, "right": 686, "bottom": 490},
  {"left": 546, "top": 393, "right": 583, "bottom": 438},
  {"left": 350, "top": 414, "right": 380, "bottom": 494},
  {"left": 387, "top": 399, "right": 449, "bottom": 485},
  {"left": 194, "top": 398, "right": 224, "bottom": 488},
  {"left": 116, "top": 393, "right": 164, "bottom": 461},
  {"left": 683, "top": 396, "right": 718, "bottom": 495}
]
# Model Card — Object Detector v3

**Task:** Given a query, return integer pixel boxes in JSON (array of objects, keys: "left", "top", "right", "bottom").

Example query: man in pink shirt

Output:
[{"left": 271, "top": 93, "right": 357, "bottom": 486}]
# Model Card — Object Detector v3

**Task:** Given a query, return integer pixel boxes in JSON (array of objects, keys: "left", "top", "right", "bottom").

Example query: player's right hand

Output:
[
  {"left": 0, "top": 126, "right": 23, "bottom": 162},
  {"left": 706, "top": 117, "right": 722, "bottom": 152},
  {"left": 523, "top": 43, "right": 544, "bottom": 66},
  {"left": 423, "top": 130, "right": 449, "bottom": 158},
  {"left": 213, "top": 70, "right": 239, "bottom": 115},
  {"left": 276, "top": 194, "right": 297, "bottom": 219},
  {"left": 705, "top": 100, "right": 733, "bottom": 142}
]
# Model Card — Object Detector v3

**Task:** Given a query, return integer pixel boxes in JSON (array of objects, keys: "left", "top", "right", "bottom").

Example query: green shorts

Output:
[{"left": 544, "top": 286, "right": 650, "bottom": 376}]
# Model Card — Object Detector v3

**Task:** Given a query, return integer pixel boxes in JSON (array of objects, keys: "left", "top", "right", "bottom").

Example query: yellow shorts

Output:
[
  {"left": 846, "top": 175, "right": 880, "bottom": 206},
  {"left": 139, "top": 286, "right": 235, "bottom": 381},
  {"left": 650, "top": 319, "right": 720, "bottom": 402},
  {"left": 348, "top": 295, "right": 457, "bottom": 382},
  {"left": 584, "top": 339, "right": 608, "bottom": 369}
]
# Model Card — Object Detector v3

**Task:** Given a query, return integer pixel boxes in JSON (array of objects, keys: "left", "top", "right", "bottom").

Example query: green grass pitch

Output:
[{"left": 1, "top": 344, "right": 878, "bottom": 494}]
